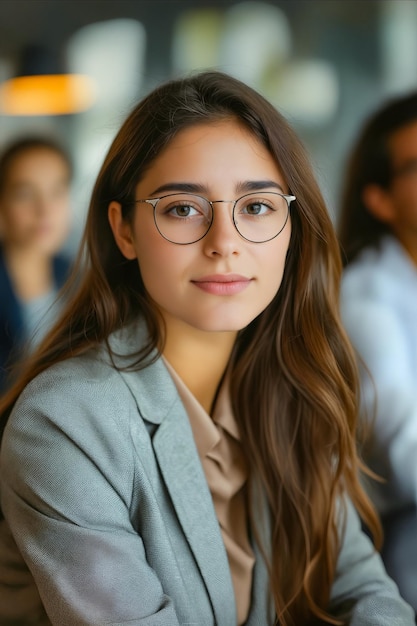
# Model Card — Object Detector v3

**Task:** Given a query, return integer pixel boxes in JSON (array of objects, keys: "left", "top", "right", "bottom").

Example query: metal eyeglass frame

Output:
[{"left": 135, "top": 191, "right": 296, "bottom": 244}]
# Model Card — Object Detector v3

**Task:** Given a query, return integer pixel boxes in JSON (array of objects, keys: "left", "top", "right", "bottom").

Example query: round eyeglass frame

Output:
[{"left": 135, "top": 191, "right": 296, "bottom": 245}]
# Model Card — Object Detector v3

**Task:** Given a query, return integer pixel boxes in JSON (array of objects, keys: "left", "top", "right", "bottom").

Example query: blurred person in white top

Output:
[{"left": 338, "top": 93, "right": 417, "bottom": 612}]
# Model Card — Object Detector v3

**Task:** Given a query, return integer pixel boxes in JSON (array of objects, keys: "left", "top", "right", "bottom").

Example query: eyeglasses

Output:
[{"left": 135, "top": 191, "right": 295, "bottom": 245}]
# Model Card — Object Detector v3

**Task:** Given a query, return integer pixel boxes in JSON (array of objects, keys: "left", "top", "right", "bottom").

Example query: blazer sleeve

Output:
[
  {"left": 329, "top": 496, "right": 415, "bottom": 625},
  {"left": 0, "top": 366, "right": 181, "bottom": 626}
]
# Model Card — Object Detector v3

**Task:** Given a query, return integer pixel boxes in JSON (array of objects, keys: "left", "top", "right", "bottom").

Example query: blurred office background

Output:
[{"left": 0, "top": 0, "right": 416, "bottom": 251}]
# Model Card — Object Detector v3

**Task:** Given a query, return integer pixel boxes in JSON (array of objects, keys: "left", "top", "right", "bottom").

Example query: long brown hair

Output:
[{"left": 0, "top": 71, "right": 380, "bottom": 625}]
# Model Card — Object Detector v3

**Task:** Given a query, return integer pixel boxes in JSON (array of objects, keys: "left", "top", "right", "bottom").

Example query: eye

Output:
[
  {"left": 240, "top": 199, "right": 275, "bottom": 216},
  {"left": 168, "top": 203, "right": 200, "bottom": 218},
  {"left": 10, "top": 187, "right": 36, "bottom": 203},
  {"left": 158, "top": 195, "right": 209, "bottom": 219}
]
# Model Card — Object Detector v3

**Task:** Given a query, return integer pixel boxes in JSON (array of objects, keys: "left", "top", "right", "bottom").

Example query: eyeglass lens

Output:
[{"left": 153, "top": 192, "right": 290, "bottom": 244}]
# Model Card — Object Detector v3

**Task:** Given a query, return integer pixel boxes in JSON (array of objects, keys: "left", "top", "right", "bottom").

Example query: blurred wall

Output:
[{"left": 0, "top": 0, "right": 416, "bottom": 250}]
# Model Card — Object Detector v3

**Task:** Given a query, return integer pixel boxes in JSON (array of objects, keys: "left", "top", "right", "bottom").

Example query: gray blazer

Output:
[{"left": 0, "top": 322, "right": 414, "bottom": 625}]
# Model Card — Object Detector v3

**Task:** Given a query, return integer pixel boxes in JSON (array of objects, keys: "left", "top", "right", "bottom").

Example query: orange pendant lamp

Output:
[{"left": 0, "top": 44, "right": 97, "bottom": 116}]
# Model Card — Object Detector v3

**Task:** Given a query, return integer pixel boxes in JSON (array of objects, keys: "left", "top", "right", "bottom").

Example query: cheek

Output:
[
  {"left": 5, "top": 206, "right": 34, "bottom": 232},
  {"left": 53, "top": 204, "right": 71, "bottom": 228},
  {"left": 266, "top": 251, "right": 288, "bottom": 296},
  {"left": 391, "top": 185, "right": 417, "bottom": 222},
  {"left": 406, "top": 184, "right": 417, "bottom": 208},
  {"left": 266, "top": 225, "right": 291, "bottom": 285},
  {"left": 134, "top": 232, "right": 185, "bottom": 297}
]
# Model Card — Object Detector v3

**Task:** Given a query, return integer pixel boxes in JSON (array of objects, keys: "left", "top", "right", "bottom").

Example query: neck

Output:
[
  {"left": 162, "top": 318, "right": 237, "bottom": 414},
  {"left": 3, "top": 245, "right": 53, "bottom": 301},
  {"left": 393, "top": 229, "right": 417, "bottom": 266}
]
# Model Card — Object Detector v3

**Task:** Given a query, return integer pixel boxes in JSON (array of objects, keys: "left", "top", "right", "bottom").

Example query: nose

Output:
[
  {"left": 202, "top": 201, "right": 241, "bottom": 257},
  {"left": 32, "top": 194, "right": 51, "bottom": 216}
]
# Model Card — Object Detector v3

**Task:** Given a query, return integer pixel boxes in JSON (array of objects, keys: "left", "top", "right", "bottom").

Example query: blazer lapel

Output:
[
  {"left": 153, "top": 403, "right": 237, "bottom": 626},
  {"left": 245, "top": 539, "right": 274, "bottom": 625},
  {"left": 110, "top": 323, "right": 236, "bottom": 625},
  {"left": 246, "top": 489, "right": 275, "bottom": 625}
]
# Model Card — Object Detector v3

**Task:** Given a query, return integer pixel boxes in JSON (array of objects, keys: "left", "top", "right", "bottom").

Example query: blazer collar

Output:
[
  {"left": 105, "top": 318, "right": 175, "bottom": 424},
  {"left": 106, "top": 318, "right": 238, "bottom": 625}
]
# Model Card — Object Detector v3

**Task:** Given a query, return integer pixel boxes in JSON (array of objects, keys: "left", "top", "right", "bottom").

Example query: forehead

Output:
[
  {"left": 139, "top": 119, "right": 284, "bottom": 189},
  {"left": 6, "top": 148, "right": 69, "bottom": 179},
  {"left": 388, "top": 119, "right": 417, "bottom": 165},
  {"left": 161, "top": 120, "right": 262, "bottom": 156}
]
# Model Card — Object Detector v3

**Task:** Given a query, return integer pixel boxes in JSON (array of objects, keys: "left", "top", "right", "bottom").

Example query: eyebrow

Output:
[
  {"left": 392, "top": 157, "right": 417, "bottom": 177},
  {"left": 148, "top": 179, "right": 286, "bottom": 196}
]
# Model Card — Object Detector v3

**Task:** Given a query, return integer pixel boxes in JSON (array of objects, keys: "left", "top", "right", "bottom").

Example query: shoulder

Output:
[
  {"left": 342, "top": 240, "right": 389, "bottom": 293},
  {"left": 10, "top": 350, "right": 131, "bottom": 432},
  {"left": 28, "top": 347, "right": 119, "bottom": 390},
  {"left": 4, "top": 320, "right": 179, "bottom": 454},
  {"left": 1, "top": 350, "right": 144, "bottom": 525},
  {"left": 2, "top": 347, "right": 152, "bottom": 490},
  {"left": 0, "top": 248, "right": 17, "bottom": 304},
  {"left": 341, "top": 237, "right": 417, "bottom": 325},
  {"left": 0, "top": 249, "right": 24, "bottom": 358},
  {"left": 341, "top": 238, "right": 416, "bottom": 319},
  {"left": 10, "top": 324, "right": 176, "bottom": 431}
]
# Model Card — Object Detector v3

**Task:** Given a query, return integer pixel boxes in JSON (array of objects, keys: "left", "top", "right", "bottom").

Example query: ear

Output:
[
  {"left": 108, "top": 201, "right": 137, "bottom": 260},
  {"left": 362, "top": 184, "right": 395, "bottom": 225}
]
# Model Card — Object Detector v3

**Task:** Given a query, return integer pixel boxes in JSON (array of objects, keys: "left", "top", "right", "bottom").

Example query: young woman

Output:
[
  {"left": 0, "top": 137, "right": 72, "bottom": 391},
  {"left": 338, "top": 92, "right": 417, "bottom": 613},
  {"left": 0, "top": 72, "right": 414, "bottom": 626}
]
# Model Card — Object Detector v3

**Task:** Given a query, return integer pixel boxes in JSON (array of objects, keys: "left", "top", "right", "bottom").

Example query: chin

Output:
[
  {"left": 37, "top": 241, "right": 64, "bottom": 255},
  {"left": 193, "top": 316, "right": 257, "bottom": 334}
]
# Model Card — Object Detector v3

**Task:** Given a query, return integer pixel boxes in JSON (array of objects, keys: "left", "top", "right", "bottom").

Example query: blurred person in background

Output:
[
  {"left": 0, "top": 137, "right": 73, "bottom": 392},
  {"left": 338, "top": 92, "right": 417, "bottom": 613}
]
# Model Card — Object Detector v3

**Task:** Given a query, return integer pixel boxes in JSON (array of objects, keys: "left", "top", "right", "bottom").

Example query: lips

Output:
[{"left": 191, "top": 274, "right": 252, "bottom": 295}]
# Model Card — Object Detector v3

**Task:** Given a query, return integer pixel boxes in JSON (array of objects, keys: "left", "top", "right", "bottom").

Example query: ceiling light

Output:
[{"left": 0, "top": 44, "right": 97, "bottom": 116}]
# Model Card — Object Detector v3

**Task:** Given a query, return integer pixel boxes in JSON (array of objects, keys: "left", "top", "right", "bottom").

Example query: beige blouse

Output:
[{"left": 164, "top": 361, "right": 255, "bottom": 625}]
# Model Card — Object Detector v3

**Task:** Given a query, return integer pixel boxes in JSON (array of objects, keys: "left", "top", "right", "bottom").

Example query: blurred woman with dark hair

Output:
[{"left": 0, "top": 137, "right": 73, "bottom": 391}]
